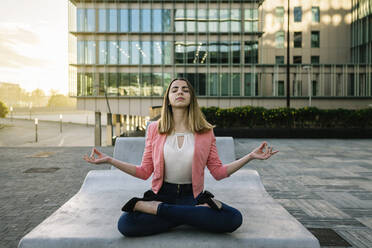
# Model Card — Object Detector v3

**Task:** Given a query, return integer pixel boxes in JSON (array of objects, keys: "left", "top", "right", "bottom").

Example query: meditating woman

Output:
[{"left": 83, "top": 78, "right": 279, "bottom": 237}]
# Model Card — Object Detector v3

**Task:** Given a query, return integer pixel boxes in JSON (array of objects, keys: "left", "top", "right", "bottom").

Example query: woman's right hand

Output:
[{"left": 83, "top": 147, "right": 111, "bottom": 164}]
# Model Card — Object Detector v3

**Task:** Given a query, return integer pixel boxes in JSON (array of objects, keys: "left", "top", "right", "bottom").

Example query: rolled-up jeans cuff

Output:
[{"left": 156, "top": 202, "right": 163, "bottom": 216}]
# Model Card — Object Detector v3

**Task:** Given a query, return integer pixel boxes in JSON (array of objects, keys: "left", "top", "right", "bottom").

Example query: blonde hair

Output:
[{"left": 157, "top": 78, "right": 215, "bottom": 135}]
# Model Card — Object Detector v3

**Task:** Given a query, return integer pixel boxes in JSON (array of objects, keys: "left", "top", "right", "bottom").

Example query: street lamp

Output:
[
  {"left": 35, "top": 118, "right": 38, "bottom": 142},
  {"left": 303, "top": 65, "right": 312, "bottom": 107}
]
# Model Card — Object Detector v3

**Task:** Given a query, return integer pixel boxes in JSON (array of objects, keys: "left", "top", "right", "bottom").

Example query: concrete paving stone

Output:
[
  {"left": 356, "top": 217, "right": 372, "bottom": 229},
  {"left": 337, "top": 229, "right": 372, "bottom": 248},
  {"left": 294, "top": 199, "right": 351, "bottom": 219}
]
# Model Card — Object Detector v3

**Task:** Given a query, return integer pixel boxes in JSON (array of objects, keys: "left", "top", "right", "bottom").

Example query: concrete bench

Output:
[{"left": 18, "top": 135, "right": 320, "bottom": 248}]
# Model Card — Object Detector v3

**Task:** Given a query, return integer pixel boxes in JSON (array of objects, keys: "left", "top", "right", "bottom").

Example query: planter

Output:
[{"left": 213, "top": 127, "right": 372, "bottom": 138}]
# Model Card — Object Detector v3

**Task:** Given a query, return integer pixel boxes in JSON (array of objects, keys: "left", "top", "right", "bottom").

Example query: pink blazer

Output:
[{"left": 134, "top": 121, "right": 230, "bottom": 198}]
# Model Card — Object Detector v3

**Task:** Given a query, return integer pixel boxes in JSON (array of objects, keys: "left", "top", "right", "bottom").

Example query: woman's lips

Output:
[{"left": 176, "top": 97, "right": 185, "bottom": 100}]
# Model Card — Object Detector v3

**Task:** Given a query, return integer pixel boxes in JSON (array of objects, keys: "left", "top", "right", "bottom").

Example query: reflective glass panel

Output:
[
  {"left": 131, "top": 41, "right": 140, "bottom": 64},
  {"left": 119, "top": 41, "right": 129, "bottom": 64},
  {"left": 275, "top": 7, "right": 284, "bottom": 23},
  {"left": 98, "top": 73, "right": 105, "bottom": 96},
  {"left": 209, "top": 73, "right": 219, "bottom": 96},
  {"left": 276, "top": 31, "right": 284, "bottom": 48},
  {"left": 244, "top": 73, "right": 252, "bottom": 96},
  {"left": 175, "top": 42, "right": 185, "bottom": 64},
  {"left": 294, "top": 7, "right": 302, "bottom": 22},
  {"left": 163, "top": 73, "right": 172, "bottom": 96},
  {"left": 87, "top": 9, "right": 95, "bottom": 32},
  {"left": 152, "top": 73, "right": 162, "bottom": 96},
  {"left": 312, "top": 7, "right": 320, "bottom": 22},
  {"left": 232, "top": 73, "right": 241, "bottom": 96},
  {"left": 294, "top": 32, "right": 302, "bottom": 48},
  {"left": 77, "top": 41, "right": 84, "bottom": 64},
  {"left": 153, "top": 9, "right": 162, "bottom": 32},
  {"left": 131, "top": 9, "right": 140, "bottom": 32},
  {"left": 141, "top": 73, "right": 151, "bottom": 96},
  {"left": 232, "top": 42, "right": 240, "bottom": 64},
  {"left": 85, "top": 73, "right": 93, "bottom": 96},
  {"left": 108, "top": 73, "right": 118, "bottom": 95},
  {"left": 199, "top": 42, "right": 208, "bottom": 64},
  {"left": 129, "top": 73, "right": 140, "bottom": 96},
  {"left": 77, "top": 9, "right": 84, "bottom": 32},
  {"left": 175, "top": 9, "right": 185, "bottom": 32},
  {"left": 209, "top": 43, "right": 219, "bottom": 64},
  {"left": 220, "top": 42, "right": 229, "bottom": 64},
  {"left": 311, "top": 31, "right": 320, "bottom": 47},
  {"left": 208, "top": 9, "right": 218, "bottom": 32},
  {"left": 99, "top": 9, "right": 107, "bottom": 32},
  {"left": 163, "top": 10, "right": 172, "bottom": 32},
  {"left": 186, "top": 9, "right": 196, "bottom": 32},
  {"left": 275, "top": 56, "right": 284, "bottom": 64},
  {"left": 109, "top": 9, "right": 117, "bottom": 32},
  {"left": 119, "top": 73, "right": 129, "bottom": 96},
  {"left": 164, "top": 42, "right": 172, "bottom": 64},
  {"left": 86, "top": 41, "right": 96, "bottom": 64},
  {"left": 220, "top": 9, "right": 229, "bottom": 32},
  {"left": 109, "top": 41, "right": 118, "bottom": 64},
  {"left": 197, "top": 9, "right": 207, "bottom": 32},
  {"left": 99, "top": 41, "right": 107, "bottom": 64},
  {"left": 186, "top": 42, "right": 196, "bottom": 64},
  {"left": 141, "top": 41, "right": 151, "bottom": 64},
  {"left": 220, "top": 73, "right": 230, "bottom": 96},
  {"left": 153, "top": 41, "right": 163, "bottom": 64},
  {"left": 141, "top": 9, "right": 151, "bottom": 32},
  {"left": 231, "top": 9, "right": 241, "bottom": 32},
  {"left": 120, "top": 9, "right": 129, "bottom": 32}
]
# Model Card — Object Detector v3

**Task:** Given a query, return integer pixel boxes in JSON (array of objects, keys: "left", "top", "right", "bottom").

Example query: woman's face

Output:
[{"left": 168, "top": 80, "right": 191, "bottom": 109}]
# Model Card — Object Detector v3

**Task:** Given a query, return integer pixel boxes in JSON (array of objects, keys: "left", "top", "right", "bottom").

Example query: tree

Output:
[
  {"left": 47, "top": 94, "right": 76, "bottom": 108},
  {"left": 0, "top": 100, "right": 9, "bottom": 118},
  {"left": 31, "top": 88, "right": 46, "bottom": 107}
]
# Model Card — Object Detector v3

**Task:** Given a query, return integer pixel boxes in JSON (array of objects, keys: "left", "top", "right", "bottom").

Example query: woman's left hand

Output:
[{"left": 249, "top": 141, "right": 279, "bottom": 160}]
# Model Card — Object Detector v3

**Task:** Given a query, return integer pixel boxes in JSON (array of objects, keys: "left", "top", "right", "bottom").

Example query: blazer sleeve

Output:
[
  {"left": 135, "top": 122, "right": 155, "bottom": 180},
  {"left": 206, "top": 129, "right": 230, "bottom": 180}
]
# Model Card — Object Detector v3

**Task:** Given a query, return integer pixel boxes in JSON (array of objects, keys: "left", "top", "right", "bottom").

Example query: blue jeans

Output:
[{"left": 117, "top": 182, "right": 243, "bottom": 237}]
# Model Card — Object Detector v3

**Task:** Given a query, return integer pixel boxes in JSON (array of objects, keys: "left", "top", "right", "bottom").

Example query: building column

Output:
[
  {"left": 94, "top": 112, "right": 101, "bottom": 147},
  {"left": 106, "top": 113, "right": 113, "bottom": 146}
]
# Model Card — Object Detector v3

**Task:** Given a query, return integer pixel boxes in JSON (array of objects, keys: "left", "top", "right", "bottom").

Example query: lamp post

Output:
[
  {"left": 59, "top": 114, "right": 63, "bottom": 133},
  {"left": 286, "top": 0, "right": 291, "bottom": 108},
  {"left": 303, "top": 65, "right": 312, "bottom": 107},
  {"left": 35, "top": 118, "right": 38, "bottom": 142}
]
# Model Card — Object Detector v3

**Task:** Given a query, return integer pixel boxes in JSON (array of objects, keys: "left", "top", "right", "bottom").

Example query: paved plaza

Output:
[{"left": 0, "top": 118, "right": 371, "bottom": 247}]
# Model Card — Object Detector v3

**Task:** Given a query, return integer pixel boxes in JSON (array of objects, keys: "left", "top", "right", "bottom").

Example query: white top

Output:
[{"left": 163, "top": 131, "right": 195, "bottom": 184}]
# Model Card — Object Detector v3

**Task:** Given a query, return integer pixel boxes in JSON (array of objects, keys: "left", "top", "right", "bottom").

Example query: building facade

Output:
[{"left": 68, "top": 0, "right": 372, "bottom": 145}]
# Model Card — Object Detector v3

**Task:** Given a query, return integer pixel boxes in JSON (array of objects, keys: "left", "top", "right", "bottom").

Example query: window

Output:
[
  {"left": 209, "top": 9, "right": 218, "bottom": 32},
  {"left": 312, "top": 7, "right": 320, "bottom": 22},
  {"left": 77, "top": 9, "right": 95, "bottom": 32},
  {"left": 311, "top": 31, "right": 320, "bottom": 48},
  {"left": 141, "top": 41, "right": 151, "bottom": 64},
  {"left": 245, "top": 9, "right": 258, "bottom": 32},
  {"left": 275, "top": 7, "right": 284, "bottom": 23},
  {"left": 273, "top": 80, "right": 284, "bottom": 96},
  {"left": 130, "top": 9, "right": 140, "bottom": 32},
  {"left": 174, "top": 9, "right": 185, "bottom": 32},
  {"left": 162, "top": 10, "right": 172, "bottom": 32},
  {"left": 232, "top": 73, "right": 241, "bottom": 96},
  {"left": 141, "top": 9, "right": 151, "bottom": 32},
  {"left": 231, "top": 9, "right": 241, "bottom": 32},
  {"left": 130, "top": 41, "right": 140, "bottom": 64},
  {"left": 245, "top": 41, "right": 258, "bottom": 63},
  {"left": 108, "top": 41, "right": 118, "bottom": 64},
  {"left": 294, "top": 7, "right": 302, "bottom": 22},
  {"left": 293, "top": 56, "right": 302, "bottom": 64},
  {"left": 275, "top": 31, "right": 285, "bottom": 48},
  {"left": 186, "top": 9, "right": 196, "bottom": 32},
  {"left": 119, "top": 41, "right": 129, "bottom": 64},
  {"left": 311, "top": 56, "right": 319, "bottom": 64},
  {"left": 197, "top": 9, "right": 207, "bottom": 32},
  {"left": 86, "top": 9, "right": 95, "bottom": 32},
  {"left": 232, "top": 42, "right": 240, "bottom": 64},
  {"left": 312, "top": 80, "right": 318, "bottom": 96},
  {"left": 293, "top": 80, "right": 302, "bottom": 96},
  {"left": 220, "top": 9, "right": 230, "bottom": 32},
  {"left": 152, "top": 9, "right": 162, "bottom": 32},
  {"left": 294, "top": 32, "right": 302, "bottom": 48},
  {"left": 98, "top": 9, "right": 107, "bottom": 32},
  {"left": 99, "top": 41, "right": 107, "bottom": 64},
  {"left": 275, "top": 56, "right": 284, "bottom": 64},
  {"left": 120, "top": 9, "right": 129, "bottom": 32},
  {"left": 109, "top": 9, "right": 117, "bottom": 32}
]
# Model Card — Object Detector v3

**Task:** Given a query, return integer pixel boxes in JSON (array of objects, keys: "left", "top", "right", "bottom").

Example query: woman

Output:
[{"left": 83, "top": 78, "right": 279, "bottom": 237}]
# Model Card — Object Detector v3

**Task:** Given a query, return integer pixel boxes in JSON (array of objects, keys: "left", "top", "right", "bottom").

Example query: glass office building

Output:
[
  {"left": 68, "top": 0, "right": 263, "bottom": 99},
  {"left": 351, "top": 0, "right": 372, "bottom": 63}
]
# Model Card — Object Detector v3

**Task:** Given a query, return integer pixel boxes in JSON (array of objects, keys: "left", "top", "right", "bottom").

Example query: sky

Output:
[{"left": 0, "top": 0, "right": 68, "bottom": 95}]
